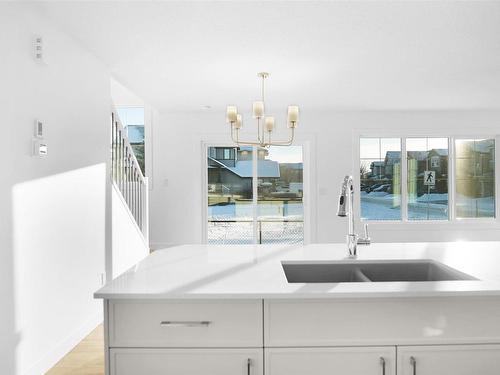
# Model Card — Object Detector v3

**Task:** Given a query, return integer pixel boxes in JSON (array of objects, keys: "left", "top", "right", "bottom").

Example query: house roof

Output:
[
  {"left": 407, "top": 151, "right": 429, "bottom": 161},
  {"left": 429, "top": 148, "right": 448, "bottom": 156},
  {"left": 208, "top": 157, "right": 280, "bottom": 178}
]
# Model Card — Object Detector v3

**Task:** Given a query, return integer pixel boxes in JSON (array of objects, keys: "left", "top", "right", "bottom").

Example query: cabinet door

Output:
[
  {"left": 397, "top": 344, "right": 500, "bottom": 375},
  {"left": 266, "top": 347, "right": 396, "bottom": 375},
  {"left": 110, "top": 348, "right": 263, "bottom": 375}
]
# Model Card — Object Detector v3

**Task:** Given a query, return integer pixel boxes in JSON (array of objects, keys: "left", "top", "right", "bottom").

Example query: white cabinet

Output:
[
  {"left": 397, "top": 345, "right": 500, "bottom": 375},
  {"left": 104, "top": 298, "right": 500, "bottom": 375},
  {"left": 266, "top": 347, "right": 396, "bottom": 375},
  {"left": 109, "top": 300, "right": 263, "bottom": 347},
  {"left": 264, "top": 299, "right": 500, "bottom": 347},
  {"left": 110, "top": 348, "right": 263, "bottom": 375}
]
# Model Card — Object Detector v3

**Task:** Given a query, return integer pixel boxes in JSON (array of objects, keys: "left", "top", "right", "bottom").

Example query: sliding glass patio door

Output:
[{"left": 206, "top": 145, "right": 304, "bottom": 245}]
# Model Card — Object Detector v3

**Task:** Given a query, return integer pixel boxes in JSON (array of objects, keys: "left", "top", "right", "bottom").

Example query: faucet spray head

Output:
[
  {"left": 337, "top": 194, "right": 347, "bottom": 217},
  {"left": 337, "top": 176, "right": 351, "bottom": 217}
]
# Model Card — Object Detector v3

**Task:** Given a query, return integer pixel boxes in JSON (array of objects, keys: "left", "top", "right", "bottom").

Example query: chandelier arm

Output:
[
  {"left": 236, "top": 140, "right": 266, "bottom": 146},
  {"left": 265, "top": 128, "right": 295, "bottom": 146},
  {"left": 261, "top": 118, "right": 265, "bottom": 143},
  {"left": 231, "top": 128, "right": 265, "bottom": 146},
  {"left": 257, "top": 118, "right": 263, "bottom": 144}
]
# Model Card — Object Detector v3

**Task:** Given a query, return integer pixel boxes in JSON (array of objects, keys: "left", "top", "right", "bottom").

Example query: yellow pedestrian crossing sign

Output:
[{"left": 424, "top": 170, "right": 436, "bottom": 186}]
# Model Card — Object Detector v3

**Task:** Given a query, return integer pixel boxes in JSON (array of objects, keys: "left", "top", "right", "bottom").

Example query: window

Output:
[
  {"left": 360, "top": 136, "right": 496, "bottom": 222},
  {"left": 117, "top": 107, "right": 145, "bottom": 174},
  {"left": 207, "top": 145, "right": 304, "bottom": 244},
  {"left": 407, "top": 138, "right": 449, "bottom": 220},
  {"left": 455, "top": 138, "right": 496, "bottom": 218},
  {"left": 360, "top": 138, "right": 401, "bottom": 221}
]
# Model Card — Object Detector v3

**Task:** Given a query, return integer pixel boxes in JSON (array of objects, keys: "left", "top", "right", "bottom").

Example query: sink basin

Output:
[{"left": 282, "top": 260, "right": 477, "bottom": 283}]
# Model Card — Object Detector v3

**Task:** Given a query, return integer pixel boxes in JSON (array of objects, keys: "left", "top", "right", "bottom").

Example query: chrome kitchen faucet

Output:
[{"left": 337, "top": 175, "right": 371, "bottom": 257}]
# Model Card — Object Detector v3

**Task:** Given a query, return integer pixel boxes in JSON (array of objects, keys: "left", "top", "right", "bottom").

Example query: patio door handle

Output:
[
  {"left": 410, "top": 356, "right": 416, "bottom": 375},
  {"left": 380, "top": 357, "right": 386, "bottom": 375}
]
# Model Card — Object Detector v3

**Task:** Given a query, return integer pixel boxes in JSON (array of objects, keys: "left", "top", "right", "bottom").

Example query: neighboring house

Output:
[
  {"left": 384, "top": 151, "right": 401, "bottom": 178},
  {"left": 370, "top": 161, "right": 385, "bottom": 178},
  {"left": 427, "top": 149, "right": 448, "bottom": 176},
  {"left": 208, "top": 146, "right": 280, "bottom": 198}
]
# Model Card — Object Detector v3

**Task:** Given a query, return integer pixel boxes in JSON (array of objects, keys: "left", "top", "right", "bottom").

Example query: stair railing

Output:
[{"left": 111, "top": 108, "right": 149, "bottom": 243}]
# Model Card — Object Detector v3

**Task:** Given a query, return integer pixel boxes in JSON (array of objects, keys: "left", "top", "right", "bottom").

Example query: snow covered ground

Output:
[
  {"left": 207, "top": 221, "right": 304, "bottom": 244},
  {"left": 361, "top": 192, "right": 495, "bottom": 220},
  {"left": 208, "top": 202, "right": 304, "bottom": 244},
  {"left": 208, "top": 202, "right": 304, "bottom": 221}
]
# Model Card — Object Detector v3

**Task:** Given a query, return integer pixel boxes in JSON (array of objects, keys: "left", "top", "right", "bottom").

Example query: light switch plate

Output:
[
  {"left": 34, "top": 119, "right": 43, "bottom": 138},
  {"left": 34, "top": 36, "right": 43, "bottom": 61},
  {"left": 32, "top": 140, "right": 47, "bottom": 157}
]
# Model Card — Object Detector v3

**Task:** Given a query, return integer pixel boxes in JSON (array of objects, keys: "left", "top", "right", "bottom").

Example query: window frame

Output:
[
  {"left": 353, "top": 131, "right": 499, "bottom": 229},
  {"left": 116, "top": 105, "right": 152, "bottom": 180},
  {"left": 201, "top": 141, "right": 312, "bottom": 245}
]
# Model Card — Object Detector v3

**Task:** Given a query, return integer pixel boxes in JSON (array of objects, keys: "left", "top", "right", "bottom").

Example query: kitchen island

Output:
[{"left": 95, "top": 242, "right": 500, "bottom": 375}]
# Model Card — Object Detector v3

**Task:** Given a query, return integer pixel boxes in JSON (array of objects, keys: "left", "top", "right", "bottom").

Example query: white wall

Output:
[
  {"left": 0, "top": 4, "right": 109, "bottom": 374},
  {"left": 112, "top": 185, "right": 149, "bottom": 278},
  {"left": 150, "top": 110, "right": 500, "bottom": 248}
]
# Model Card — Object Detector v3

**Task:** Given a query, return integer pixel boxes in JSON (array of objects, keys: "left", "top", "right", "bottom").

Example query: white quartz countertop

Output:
[{"left": 95, "top": 242, "right": 500, "bottom": 299}]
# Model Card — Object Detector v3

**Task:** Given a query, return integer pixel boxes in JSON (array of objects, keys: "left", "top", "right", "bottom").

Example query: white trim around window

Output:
[
  {"left": 200, "top": 136, "right": 314, "bottom": 245},
  {"left": 352, "top": 129, "right": 500, "bottom": 231}
]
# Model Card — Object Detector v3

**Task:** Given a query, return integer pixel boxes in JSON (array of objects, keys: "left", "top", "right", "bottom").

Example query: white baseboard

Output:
[{"left": 24, "top": 311, "right": 103, "bottom": 375}]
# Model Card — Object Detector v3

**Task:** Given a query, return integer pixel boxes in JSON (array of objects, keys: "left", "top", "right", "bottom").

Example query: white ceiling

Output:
[{"left": 40, "top": 1, "right": 500, "bottom": 112}]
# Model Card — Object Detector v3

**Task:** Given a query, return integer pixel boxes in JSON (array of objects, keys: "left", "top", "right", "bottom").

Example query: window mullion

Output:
[
  {"left": 252, "top": 146, "right": 258, "bottom": 244},
  {"left": 401, "top": 137, "right": 408, "bottom": 221},
  {"left": 449, "top": 137, "right": 456, "bottom": 221}
]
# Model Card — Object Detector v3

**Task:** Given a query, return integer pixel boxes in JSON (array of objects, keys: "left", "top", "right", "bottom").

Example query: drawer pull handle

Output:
[
  {"left": 410, "top": 356, "right": 416, "bottom": 375},
  {"left": 380, "top": 357, "right": 386, "bottom": 375},
  {"left": 247, "top": 358, "right": 252, "bottom": 375},
  {"left": 160, "top": 321, "right": 211, "bottom": 327}
]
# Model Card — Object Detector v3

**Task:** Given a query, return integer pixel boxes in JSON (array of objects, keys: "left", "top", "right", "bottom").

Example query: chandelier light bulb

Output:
[
  {"left": 287, "top": 105, "right": 299, "bottom": 128},
  {"left": 226, "top": 106, "right": 238, "bottom": 123},
  {"left": 253, "top": 101, "right": 264, "bottom": 118},
  {"left": 234, "top": 114, "right": 242, "bottom": 129},
  {"left": 265, "top": 116, "right": 275, "bottom": 132}
]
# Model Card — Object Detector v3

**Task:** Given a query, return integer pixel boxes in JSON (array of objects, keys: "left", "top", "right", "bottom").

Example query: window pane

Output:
[
  {"left": 359, "top": 138, "right": 380, "bottom": 159},
  {"left": 360, "top": 138, "right": 401, "bottom": 221},
  {"left": 455, "top": 139, "right": 495, "bottom": 218},
  {"left": 207, "top": 146, "right": 253, "bottom": 244},
  {"left": 406, "top": 138, "right": 449, "bottom": 221},
  {"left": 257, "top": 146, "right": 304, "bottom": 244},
  {"left": 117, "top": 107, "right": 145, "bottom": 174}
]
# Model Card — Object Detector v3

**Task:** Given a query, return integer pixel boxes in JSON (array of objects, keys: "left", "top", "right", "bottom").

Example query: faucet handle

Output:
[{"left": 357, "top": 223, "right": 371, "bottom": 245}]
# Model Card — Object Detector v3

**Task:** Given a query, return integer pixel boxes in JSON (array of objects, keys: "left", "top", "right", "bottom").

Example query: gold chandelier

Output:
[{"left": 226, "top": 72, "right": 299, "bottom": 147}]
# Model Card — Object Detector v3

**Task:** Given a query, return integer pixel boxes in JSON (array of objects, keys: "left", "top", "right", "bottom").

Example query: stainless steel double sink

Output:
[{"left": 282, "top": 259, "right": 477, "bottom": 283}]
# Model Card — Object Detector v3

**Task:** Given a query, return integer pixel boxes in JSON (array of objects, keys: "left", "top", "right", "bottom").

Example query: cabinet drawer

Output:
[
  {"left": 397, "top": 344, "right": 500, "bottom": 375},
  {"left": 265, "top": 298, "right": 500, "bottom": 346},
  {"left": 109, "top": 300, "right": 263, "bottom": 347},
  {"left": 266, "top": 347, "right": 396, "bottom": 375},
  {"left": 110, "top": 348, "right": 263, "bottom": 375}
]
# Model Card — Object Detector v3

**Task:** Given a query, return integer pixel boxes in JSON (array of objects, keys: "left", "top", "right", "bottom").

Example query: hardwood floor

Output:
[{"left": 46, "top": 325, "right": 104, "bottom": 375}]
